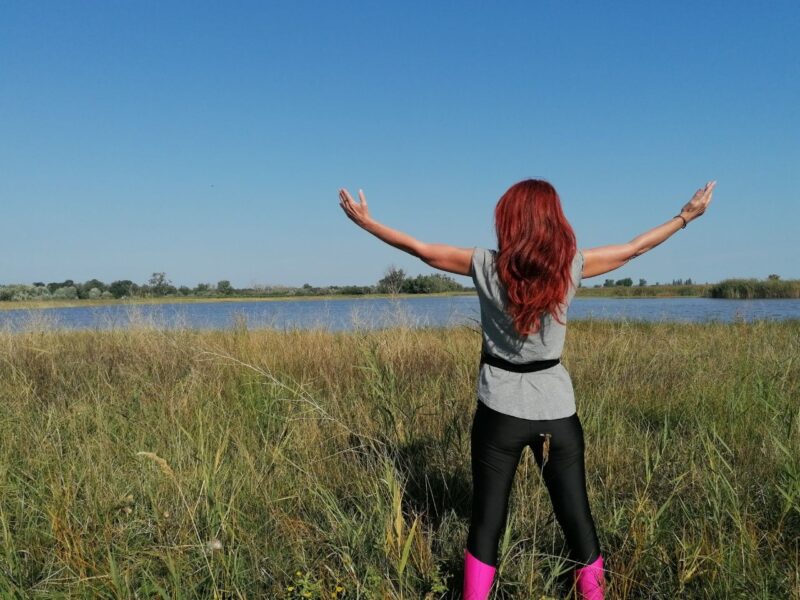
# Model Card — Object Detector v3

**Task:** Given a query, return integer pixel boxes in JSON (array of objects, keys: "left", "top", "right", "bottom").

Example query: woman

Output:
[{"left": 338, "top": 178, "right": 715, "bottom": 599}]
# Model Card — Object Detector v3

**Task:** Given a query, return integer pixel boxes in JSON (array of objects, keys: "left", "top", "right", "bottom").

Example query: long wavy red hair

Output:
[{"left": 494, "top": 179, "right": 577, "bottom": 336}]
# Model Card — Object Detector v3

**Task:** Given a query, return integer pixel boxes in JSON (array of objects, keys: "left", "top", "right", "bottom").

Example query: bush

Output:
[{"left": 52, "top": 286, "right": 78, "bottom": 300}]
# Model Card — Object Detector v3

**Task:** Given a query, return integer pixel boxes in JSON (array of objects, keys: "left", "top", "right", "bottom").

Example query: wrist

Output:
[{"left": 674, "top": 214, "right": 688, "bottom": 229}]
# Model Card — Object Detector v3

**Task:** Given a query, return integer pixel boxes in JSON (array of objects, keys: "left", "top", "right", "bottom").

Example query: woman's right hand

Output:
[{"left": 680, "top": 180, "right": 716, "bottom": 223}]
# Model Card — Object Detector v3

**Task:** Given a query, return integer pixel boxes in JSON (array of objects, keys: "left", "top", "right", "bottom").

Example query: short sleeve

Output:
[
  {"left": 574, "top": 249, "right": 584, "bottom": 284},
  {"left": 470, "top": 247, "right": 483, "bottom": 287},
  {"left": 567, "top": 248, "right": 584, "bottom": 301}
]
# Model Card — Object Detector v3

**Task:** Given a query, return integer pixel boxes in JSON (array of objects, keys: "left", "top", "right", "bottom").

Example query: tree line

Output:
[
  {"left": 2, "top": 269, "right": 792, "bottom": 302},
  {"left": 597, "top": 277, "right": 695, "bottom": 288},
  {"left": 0, "top": 267, "right": 470, "bottom": 302}
]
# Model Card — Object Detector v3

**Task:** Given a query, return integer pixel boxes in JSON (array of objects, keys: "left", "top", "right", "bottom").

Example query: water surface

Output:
[{"left": 2, "top": 296, "right": 799, "bottom": 332}]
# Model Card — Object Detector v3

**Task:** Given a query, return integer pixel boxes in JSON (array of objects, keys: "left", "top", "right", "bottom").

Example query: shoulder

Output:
[{"left": 471, "top": 247, "right": 497, "bottom": 270}]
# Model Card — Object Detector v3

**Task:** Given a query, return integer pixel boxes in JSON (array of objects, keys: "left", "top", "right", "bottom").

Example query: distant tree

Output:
[
  {"left": 337, "top": 285, "right": 373, "bottom": 295},
  {"left": 82, "top": 278, "right": 107, "bottom": 291},
  {"left": 603, "top": 279, "right": 615, "bottom": 288},
  {"left": 195, "top": 282, "right": 211, "bottom": 293},
  {"left": 638, "top": 278, "right": 647, "bottom": 287},
  {"left": 88, "top": 288, "right": 102, "bottom": 299},
  {"left": 217, "top": 280, "right": 233, "bottom": 296},
  {"left": 52, "top": 286, "right": 78, "bottom": 300},
  {"left": 377, "top": 266, "right": 406, "bottom": 294},
  {"left": 686, "top": 278, "right": 693, "bottom": 285},
  {"left": 148, "top": 272, "right": 172, "bottom": 296},
  {"left": 109, "top": 280, "right": 135, "bottom": 299},
  {"left": 79, "top": 278, "right": 107, "bottom": 299},
  {"left": 401, "top": 273, "right": 463, "bottom": 294},
  {"left": 47, "top": 280, "right": 74, "bottom": 294},
  {"left": 615, "top": 278, "right": 633, "bottom": 287},
  {"left": 302, "top": 283, "right": 312, "bottom": 290},
  {"left": 33, "top": 282, "right": 45, "bottom": 287},
  {"left": 768, "top": 274, "right": 780, "bottom": 280},
  {"left": 178, "top": 286, "right": 191, "bottom": 296}
]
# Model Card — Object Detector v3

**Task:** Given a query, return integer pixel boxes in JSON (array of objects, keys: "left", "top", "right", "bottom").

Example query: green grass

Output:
[
  {"left": 0, "top": 319, "right": 798, "bottom": 598},
  {"left": 575, "top": 284, "right": 712, "bottom": 297}
]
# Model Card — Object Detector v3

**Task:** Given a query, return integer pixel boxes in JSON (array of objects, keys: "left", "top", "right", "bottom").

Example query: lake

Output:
[{"left": 1, "top": 296, "right": 799, "bottom": 332}]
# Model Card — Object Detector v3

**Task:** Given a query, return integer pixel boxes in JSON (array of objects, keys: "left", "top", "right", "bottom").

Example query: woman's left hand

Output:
[{"left": 339, "top": 188, "right": 373, "bottom": 229}]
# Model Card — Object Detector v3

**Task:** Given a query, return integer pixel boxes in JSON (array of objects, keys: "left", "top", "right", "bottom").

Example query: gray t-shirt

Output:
[{"left": 470, "top": 246, "right": 584, "bottom": 420}]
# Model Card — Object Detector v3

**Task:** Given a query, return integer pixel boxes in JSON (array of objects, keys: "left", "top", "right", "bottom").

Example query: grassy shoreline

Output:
[
  {"left": 3, "top": 279, "right": 799, "bottom": 311},
  {"left": 0, "top": 321, "right": 797, "bottom": 597},
  {"left": 0, "top": 291, "right": 476, "bottom": 311}
]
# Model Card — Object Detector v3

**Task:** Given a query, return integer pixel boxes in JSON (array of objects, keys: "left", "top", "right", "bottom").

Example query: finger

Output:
[{"left": 358, "top": 189, "right": 367, "bottom": 208}]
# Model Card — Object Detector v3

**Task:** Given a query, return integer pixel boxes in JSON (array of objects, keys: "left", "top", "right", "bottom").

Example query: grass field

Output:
[{"left": 0, "top": 318, "right": 798, "bottom": 598}]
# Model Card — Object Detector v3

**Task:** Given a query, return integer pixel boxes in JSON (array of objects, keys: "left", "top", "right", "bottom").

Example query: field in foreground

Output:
[{"left": 0, "top": 321, "right": 798, "bottom": 598}]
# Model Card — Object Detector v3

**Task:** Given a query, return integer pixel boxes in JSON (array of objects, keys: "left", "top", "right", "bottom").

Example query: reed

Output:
[
  {"left": 575, "top": 284, "right": 711, "bottom": 297},
  {"left": 709, "top": 278, "right": 800, "bottom": 299},
  {"left": 0, "top": 317, "right": 797, "bottom": 598}
]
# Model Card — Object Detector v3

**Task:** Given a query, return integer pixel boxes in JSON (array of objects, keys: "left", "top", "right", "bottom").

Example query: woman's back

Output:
[{"left": 471, "top": 246, "right": 584, "bottom": 420}]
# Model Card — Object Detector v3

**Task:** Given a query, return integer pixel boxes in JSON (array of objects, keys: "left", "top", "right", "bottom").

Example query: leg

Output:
[
  {"left": 464, "top": 399, "right": 528, "bottom": 600},
  {"left": 530, "top": 412, "right": 601, "bottom": 566},
  {"left": 467, "top": 399, "right": 528, "bottom": 566},
  {"left": 530, "top": 413, "right": 605, "bottom": 599}
]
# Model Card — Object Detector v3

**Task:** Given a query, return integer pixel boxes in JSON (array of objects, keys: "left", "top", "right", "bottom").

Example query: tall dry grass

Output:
[{"left": 0, "top": 317, "right": 798, "bottom": 598}]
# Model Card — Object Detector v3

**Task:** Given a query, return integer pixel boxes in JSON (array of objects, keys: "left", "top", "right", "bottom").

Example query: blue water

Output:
[{"left": 1, "top": 296, "right": 799, "bottom": 332}]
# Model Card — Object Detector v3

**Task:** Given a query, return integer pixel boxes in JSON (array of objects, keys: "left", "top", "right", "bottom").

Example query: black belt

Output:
[{"left": 479, "top": 349, "right": 560, "bottom": 373}]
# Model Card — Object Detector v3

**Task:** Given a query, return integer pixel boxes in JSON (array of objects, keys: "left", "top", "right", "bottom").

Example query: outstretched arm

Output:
[
  {"left": 338, "top": 188, "right": 473, "bottom": 276},
  {"left": 582, "top": 180, "right": 716, "bottom": 278}
]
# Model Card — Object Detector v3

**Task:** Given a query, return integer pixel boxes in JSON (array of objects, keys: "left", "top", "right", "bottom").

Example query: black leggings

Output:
[{"left": 467, "top": 398, "right": 601, "bottom": 567}]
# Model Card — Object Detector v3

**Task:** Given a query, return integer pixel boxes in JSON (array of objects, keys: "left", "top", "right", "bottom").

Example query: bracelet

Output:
[{"left": 674, "top": 214, "right": 687, "bottom": 229}]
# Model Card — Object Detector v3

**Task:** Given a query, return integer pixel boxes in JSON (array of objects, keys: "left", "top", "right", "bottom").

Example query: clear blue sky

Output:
[{"left": 2, "top": 1, "right": 798, "bottom": 288}]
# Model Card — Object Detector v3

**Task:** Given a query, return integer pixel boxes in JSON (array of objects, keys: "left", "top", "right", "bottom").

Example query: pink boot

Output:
[
  {"left": 574, "top": 554, "right": 605, "bottom": 600},
  {"left": 463, "top": 548, "right": 497, "bottom": 600}
]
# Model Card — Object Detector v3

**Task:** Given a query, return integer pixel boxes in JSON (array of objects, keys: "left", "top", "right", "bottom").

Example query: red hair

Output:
[{"left": 494, "top": 179, "right": 577, "bottom": 336}]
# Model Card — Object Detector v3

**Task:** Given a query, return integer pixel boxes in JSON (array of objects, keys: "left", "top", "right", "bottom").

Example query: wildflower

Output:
[
  {"left": 336, "top": 585, "right": 344, "bottom": 592},
  {"left": 287, "top": 585, "right": 294, "bottom": 591},
  {"left": 296, "top": 570, "right": 302, "bottom": 576},
  {"left": 207, "top": 538, "right": 223, "bottom": 551}
]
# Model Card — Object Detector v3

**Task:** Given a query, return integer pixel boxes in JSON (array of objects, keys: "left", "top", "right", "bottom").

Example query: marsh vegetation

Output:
[{"left": 0, "top": 319, "right": 797, "bottom": 597}]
